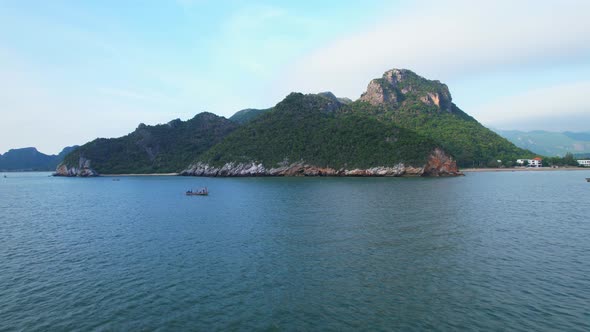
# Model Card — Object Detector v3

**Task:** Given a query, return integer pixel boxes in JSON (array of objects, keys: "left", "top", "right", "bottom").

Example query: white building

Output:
[
  {"left": 577, "top": 160, "right": 590, "bottom": 167},
  {"left": 516, "top": 158, "right": 543, "bottom": 167}
]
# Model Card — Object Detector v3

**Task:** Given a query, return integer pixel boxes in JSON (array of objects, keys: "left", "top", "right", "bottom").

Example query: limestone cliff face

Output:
[
  {"left": 359, "top": 69, "right": 453, "bottom": 112},
  {"left": 180, "top": 148, "right": 461, "bottom": 177},
  {"left": 361, "top": 79, "right": 400, "bottom": 107},
  {"left": 422, "top": 148, "right": 461, "bottom": 176},
  {"left": 53, "top": 157, "right": 98, "bottom": 177}
]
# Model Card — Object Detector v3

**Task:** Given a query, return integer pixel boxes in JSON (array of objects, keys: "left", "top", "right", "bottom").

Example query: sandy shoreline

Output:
[{"left": 461, "top": 167, "right": 589, "bottom": 172}]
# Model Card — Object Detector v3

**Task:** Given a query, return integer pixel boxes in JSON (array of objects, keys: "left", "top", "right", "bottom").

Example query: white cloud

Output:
[
  {"left": 280, "top": 0, "right": 590, "bottom": 99},
  {"left": 473, "top": 81, "right": 590, "bottom": 131}
]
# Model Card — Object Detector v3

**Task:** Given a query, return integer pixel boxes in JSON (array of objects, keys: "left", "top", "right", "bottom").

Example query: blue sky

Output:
[{"left": 1, "top": 0, "right": 589, "bottom": 154}]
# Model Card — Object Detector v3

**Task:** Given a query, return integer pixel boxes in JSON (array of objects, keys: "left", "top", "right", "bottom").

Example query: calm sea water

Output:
[{"left": 1, "top": 171, "right": 589, "bottom": 331}]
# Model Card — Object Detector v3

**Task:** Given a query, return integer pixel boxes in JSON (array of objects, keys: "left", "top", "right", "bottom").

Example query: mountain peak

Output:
[
  {"left": 318, "top": 91, "right": 338, "bottom": 100},
  {"left": 383, "top": 68, "right": 413, "bottom": 84},
  {"left": 0, "top": 146, "right": 63, "bottom": 171},
  {"left": 230, "top": 108, "right": 272, "bottom": 124},
  {"left": 359, "top": 68, "right": 452, "bottom": 112},
  {"left": 9, "top": 147, "right": 39, "bottom": 153},
  {"left": 318, "top": 91, "right": 353, "bottom": 105},
  {"left": 276, "top": 92, "right": 345, "bottom": 115}
]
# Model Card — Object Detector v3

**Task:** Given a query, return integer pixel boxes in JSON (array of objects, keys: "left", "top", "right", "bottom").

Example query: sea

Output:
[{"left": 1, "top": 171, "right": 589, "bottom": 331}]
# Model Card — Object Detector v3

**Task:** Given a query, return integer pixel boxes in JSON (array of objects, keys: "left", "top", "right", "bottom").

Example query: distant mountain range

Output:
[
  {"left": 0, "top": 146, "right": 78, "bottom": 171},
  {"left": 494, "top": 130, "right": 590, "bottom": 157}
]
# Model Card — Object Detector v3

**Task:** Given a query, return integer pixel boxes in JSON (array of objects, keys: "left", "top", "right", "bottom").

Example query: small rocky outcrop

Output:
[
  {"left": 180, "top": 149, "right": 462, "bottom": 177},
  {"left": 53, "top": 157, "right": 98, "bottom": 177},
  {"left": 422, "top": 148, "right": 462, "bottom": 176}
]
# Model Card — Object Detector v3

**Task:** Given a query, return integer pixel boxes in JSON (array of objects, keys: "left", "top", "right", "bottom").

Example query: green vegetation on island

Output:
[
  {"left": 544, "top": 153, "right": 583, "bottom": 167},
  {"left": 0, "top": 146, "right": 77, "bottom": 171},
  {"left": 348, "top": 69, "right": 532, "bottom": 167},
  {"left": 62, "top": 113, "right": 238, "bottom": 174},
  {"left": 59, "top": 67, "right": 536, "bottom": 175},
  {"left": 229, "top": 108, "right": 272, "bottom": 124},
  {"left": 198, "top": 93, "right": 438, "bottom": 169}
]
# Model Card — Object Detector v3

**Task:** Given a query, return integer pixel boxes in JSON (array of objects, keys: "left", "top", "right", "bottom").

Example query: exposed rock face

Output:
[
  {"left": 422, "top": 148, "right": 461, "bottom": 176},
  {"left": 360, "top": 79, "right": 399, "bottom": 107},
  {"left": 359, "top": 69, "right": 453, "bottom": 112},
  {"left": 53, "top": 157, "right": 98, "bottom": 177},
  {"left": 181, "top": 149, "right": 462, "bottom": 177}
]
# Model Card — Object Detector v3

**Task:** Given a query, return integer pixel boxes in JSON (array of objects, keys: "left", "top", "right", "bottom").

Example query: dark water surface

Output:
[{"left": 1, "top": 171, "right": 589, "bottom": 331}]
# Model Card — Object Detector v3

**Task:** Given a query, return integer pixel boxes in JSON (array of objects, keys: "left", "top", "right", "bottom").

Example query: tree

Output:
[
  {"left": 487, "top": 160, "right": 500, "bottom": 168},
  {"left": 563, "top": 152, "right": 578, "bottom": 166}
]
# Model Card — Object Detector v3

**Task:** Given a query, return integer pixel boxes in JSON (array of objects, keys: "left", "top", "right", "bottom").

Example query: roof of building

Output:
[{"left": 533, "top": 157, "right": 543, "bottom": 161}]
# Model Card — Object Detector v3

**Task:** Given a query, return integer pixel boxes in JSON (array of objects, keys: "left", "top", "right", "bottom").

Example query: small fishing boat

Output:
[
  {"left": 186, "top": 187, "right": 208, "bottom": 196},
  {"left": 586, "top": 178, "right": 590, "bottom": 182}
]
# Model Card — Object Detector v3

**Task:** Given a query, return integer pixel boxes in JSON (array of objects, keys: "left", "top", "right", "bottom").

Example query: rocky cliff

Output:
[
  {"left": 351, "top": 68, "right": 531, "bottom": 166},
  {"left": 181, "top": 148, "right": 461, "bottom": 177},
  {"left": 52, "top": 67, "right": 531, "bottom": 175},
  {"left": 359, "top": 69, "right": 453, "bottom": 112},
  {"left": 54, "top": 157, "right": 98, "bottom": 177}
]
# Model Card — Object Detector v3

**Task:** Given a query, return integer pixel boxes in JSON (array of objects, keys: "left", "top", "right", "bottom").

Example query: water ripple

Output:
[{"left": 1, "top": 171, "right": 589, "bottom": 330}]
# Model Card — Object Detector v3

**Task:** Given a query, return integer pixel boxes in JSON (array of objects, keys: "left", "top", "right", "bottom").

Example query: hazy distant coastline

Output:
[{"left": 462, "top": 167, "right": 589, "bottom": 172}]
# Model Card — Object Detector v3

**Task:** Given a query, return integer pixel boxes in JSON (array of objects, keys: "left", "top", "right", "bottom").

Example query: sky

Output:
[{"left": 1, "top": 0, "right": 589, "bottom": 155}]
